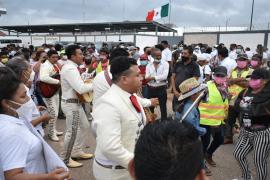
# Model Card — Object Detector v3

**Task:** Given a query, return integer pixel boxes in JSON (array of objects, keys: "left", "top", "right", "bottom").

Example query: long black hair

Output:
[{"left": 0, "top": 67, "right": 21, "bottom": 113}]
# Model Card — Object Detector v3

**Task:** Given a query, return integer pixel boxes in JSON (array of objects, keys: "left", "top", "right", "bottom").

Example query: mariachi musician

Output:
[
  {"left": 39, "top": 50, "right": 63, "bottom": 142},
  {"left": 60, "top": 45, "right": 94, "bottom": 168}
]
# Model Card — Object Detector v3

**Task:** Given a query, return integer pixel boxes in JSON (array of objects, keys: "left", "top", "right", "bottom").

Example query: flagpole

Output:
[{"left": 168, "top": 0, "right": 172, "bottom": 25}]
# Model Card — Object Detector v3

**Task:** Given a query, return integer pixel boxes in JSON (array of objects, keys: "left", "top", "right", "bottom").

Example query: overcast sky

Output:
[{"left": 0, "top": 0, "right": 269, "bottom": 27}]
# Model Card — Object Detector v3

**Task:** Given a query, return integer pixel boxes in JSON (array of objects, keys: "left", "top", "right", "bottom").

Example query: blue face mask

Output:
[{"left": 140, "top": 60, "right": 148, "bottom": 66}]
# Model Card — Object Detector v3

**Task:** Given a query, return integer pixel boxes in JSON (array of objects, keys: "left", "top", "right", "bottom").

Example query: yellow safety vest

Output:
[
  {"left": 199, "top": 81, "right": 229, "bottom": 126},
  {"left": 96, "top": 61, "right": 109, "bottom": 74},
  {"left": 228, "top": 69, "right": 251, "bottom": 101}
]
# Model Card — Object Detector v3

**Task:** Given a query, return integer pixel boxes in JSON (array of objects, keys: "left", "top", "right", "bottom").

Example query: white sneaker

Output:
[
  {"left": 48, "top": 134, "right": 59, "bottom": 142},
  {"left": 56, "top": 131, "right": 64, "bottom": 136}
]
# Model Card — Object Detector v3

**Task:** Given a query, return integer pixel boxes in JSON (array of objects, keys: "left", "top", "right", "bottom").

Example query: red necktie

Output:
[
  {"left": 130, "top": 95, "right": 142, "bottom": 113},
  {"left": 77, "top": 67, "right": 83, "bottom": 75}
]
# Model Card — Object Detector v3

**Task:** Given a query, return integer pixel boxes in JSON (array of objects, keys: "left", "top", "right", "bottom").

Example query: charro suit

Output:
[{"left": 92, "top": 84, "right": 147, "bottom": 180}]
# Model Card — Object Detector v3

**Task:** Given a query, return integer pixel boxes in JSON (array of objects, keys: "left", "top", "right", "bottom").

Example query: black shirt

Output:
[
  {"left": 173, "top": 60, "right": 201, "bottom": 92},
  {"left": 235, "top": 84, "right": 270, "bottom": 126}
]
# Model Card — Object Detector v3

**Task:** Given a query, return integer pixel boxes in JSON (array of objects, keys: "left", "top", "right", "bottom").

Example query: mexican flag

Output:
[{"left": 146, "top": 3, "right": 169, "bottom": 21}]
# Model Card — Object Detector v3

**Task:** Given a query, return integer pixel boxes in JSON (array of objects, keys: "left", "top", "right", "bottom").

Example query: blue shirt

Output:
[{"left": 175, "top": 100, "right": 206, "bottom": 136}]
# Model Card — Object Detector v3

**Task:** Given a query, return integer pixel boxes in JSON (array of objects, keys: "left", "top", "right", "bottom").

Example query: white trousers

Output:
[
  {"left": 61, "top": 101, "right": 90, "bottom": 163},
  {"left": 43, "top": 92, "right": 59, "bottom": 136},
  {"left": 93, "top": 160, "right": 131, "bottom": 180}
]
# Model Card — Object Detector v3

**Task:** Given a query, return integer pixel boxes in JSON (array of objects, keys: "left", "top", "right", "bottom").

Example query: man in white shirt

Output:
[
  {"left": 161, "top": 40, "right": 172, "bottom": 63},
  {"left": 229, "top": 44, "right": 237, "bottom": 60},
  {"left": 60, "top": 45, "right": 94, "bottom": 168},
  {"left": 92, "top": 57, "right": 149, "bottom": 180},
  {"left": 145, "top": 48, "right": 169, "bottom": 121},
  {"left": 245, "top": 47, "right": 254, "bottom": 60},
  {"left": 197, "top": 54, "right": 212, "bottom": 83},
  {"left": 39, "top": 50, "right": 63, "bottom": 142},
  {"left": 218, "top": 47, "right": 237, "bottom": 76}
]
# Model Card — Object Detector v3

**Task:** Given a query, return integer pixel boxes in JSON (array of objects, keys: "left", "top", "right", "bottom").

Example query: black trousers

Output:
[
  {"left": 148, "top": 86, "right": 167, "bottom": 121},
  {"left": 225, "top": 105, "right": 239, "bottom": 138},
  {"left": 201, "top": 125, "right": 224, "bottom": 155}
]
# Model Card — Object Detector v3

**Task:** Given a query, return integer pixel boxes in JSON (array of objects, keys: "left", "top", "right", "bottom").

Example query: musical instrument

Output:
[
  {"left": 76, "top": 69, "right": 95, "bottom": 103},
  {"left": 37, "top": 73, "right": 60, "bottom": 98},
  {"left": 137, "top": 88, "right": 157, "bottom": 123},
  {"left": 76, "top": 79, "right": 93, "bottom": 103}
]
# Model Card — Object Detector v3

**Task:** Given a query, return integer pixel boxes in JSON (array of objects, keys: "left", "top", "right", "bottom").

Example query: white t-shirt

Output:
[
  {"left": 24, "top": 85, "right": 44, "bottom": 136},
  {"left": 220, "top": 57, "right": 237, "bottom": 76},
  {"left": 0, "top": 114, "right": 46, "bottom": 179},
  {"left": 162, "top": 48, "right": 172, "bottom": 62}
]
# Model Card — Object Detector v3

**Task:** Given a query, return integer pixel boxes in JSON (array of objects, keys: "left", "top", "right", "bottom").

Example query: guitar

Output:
[
  {"left": 76, "top": 79, "right": 94, "bottom": 103},
  {"left": 76, "top": 68, "right": 95, "bottom": 103},
  {"left": 38, "top": 64, "right": 61, "bottom": 98}
]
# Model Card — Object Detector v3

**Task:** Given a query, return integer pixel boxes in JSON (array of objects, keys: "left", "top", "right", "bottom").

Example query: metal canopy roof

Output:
[{"left": 0, "top": 21, "right": 176, "bottom": 34}]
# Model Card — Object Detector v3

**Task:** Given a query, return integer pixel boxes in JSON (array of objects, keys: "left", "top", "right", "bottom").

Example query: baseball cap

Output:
[
  {"left": 213, "top": 66, "right": 227, "bottom": 77},
  {"left": 249, "top": 68, "right": 270, "bottom": 79}
]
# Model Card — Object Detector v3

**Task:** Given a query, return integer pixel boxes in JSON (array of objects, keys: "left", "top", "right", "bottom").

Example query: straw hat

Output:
[{"left": 178, "top": 77, "right": 207, "bottom": 101}]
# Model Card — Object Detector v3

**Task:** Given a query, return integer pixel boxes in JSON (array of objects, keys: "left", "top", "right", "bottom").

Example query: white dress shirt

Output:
[
  {"left": 219, "top": 57, "right": 237, "bottom": 76},
  {"left": 0, "top": 114, "right": 46, "bottom": 179},
  {"left": 60, "top": 60, "right": 93, "bottom": 100},
  {"left": 229, "top": 50, "right": 237, "bottom": 60},
  {"left": 145, "top": 60, "right": 169, "bottom": 87},
  {"left": 40, "top": 60, "right": 59, "bottom": 85},
  {"left": 162, "top": 48, "right": 172, "bottom": 62}
]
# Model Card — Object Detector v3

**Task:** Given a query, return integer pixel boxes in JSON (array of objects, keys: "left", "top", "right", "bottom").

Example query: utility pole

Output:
[
  {"left": 225, "top": 18, "right": 229, "bottom": 31},
  {"left": 249, "top": 0, "right": 255, "bottom": 31},
  {"left": 168, "top": 0, "right": 172, "bottom": 26}
]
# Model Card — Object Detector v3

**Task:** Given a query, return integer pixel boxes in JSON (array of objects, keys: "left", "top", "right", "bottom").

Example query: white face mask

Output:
[{"left": 9, "top": 99, "right": 33, "bottom": 121}]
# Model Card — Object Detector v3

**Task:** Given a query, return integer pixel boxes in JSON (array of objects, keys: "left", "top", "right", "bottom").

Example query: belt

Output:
[
  {"left": 61, "top": 99, "right": 81, "bottom": 104},
  {"left": 95, "top": 159, "right": 125, "bottom": 170},
  {"left": 148, "top": 85, "right": 167, "bottom": 89}
]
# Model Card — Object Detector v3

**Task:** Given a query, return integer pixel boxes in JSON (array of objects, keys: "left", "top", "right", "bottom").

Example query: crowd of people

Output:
[{"left": 0, "top": 40, "right": 270, "bottom": 180}]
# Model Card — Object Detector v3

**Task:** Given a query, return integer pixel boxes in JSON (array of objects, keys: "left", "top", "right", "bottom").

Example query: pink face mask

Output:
[
  {"left": 237, "top": 61, "right": 248, "bottom": 69},
  {"left": 249, "top": 79, "right": 262, "bottom": 90},
  {"left": 250, "top": 60, "right": 259, "bottom": 68},
  {"left": 214, "top": 76, "right": 227, "bottom": 86}
]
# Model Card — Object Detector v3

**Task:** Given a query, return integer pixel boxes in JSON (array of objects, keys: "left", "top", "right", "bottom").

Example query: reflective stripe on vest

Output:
[
  {"left": 229, "top": 69, "right": 250, "bottom": 100},
  {"left": 199, "top": 81, "right": 228, "bottom": 126}
]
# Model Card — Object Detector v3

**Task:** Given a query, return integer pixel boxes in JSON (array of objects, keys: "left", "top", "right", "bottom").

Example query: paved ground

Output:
[{"left": 46, "top": 93, "right": 270, "bottom": 180}]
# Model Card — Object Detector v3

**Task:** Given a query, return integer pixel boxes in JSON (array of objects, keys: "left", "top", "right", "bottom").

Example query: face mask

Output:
[
  {"left": 8, "top": 99, "right": 33, "bottom": 121},
  {"left": 236, "top": 49, "right": 242, "bottom": 54},
  {"left": 182, "top": 56, "right": 189, "bottom": 62},
  {"left": 63, "top": 55, "right": 67, "bottom": 60},
  {"left": 214, "top": 76, "right": 227, "bottom": 86},
  {"left": 154, "top": 59, "right": 161, "bottom": 64},
  {"left": 237, "top": 61, "right": 248, "bottom": 69},
  {"left": 179, "top": 47, "right": 183, "bottom": 51},
  {"left": 100, "top": 56, "right": 107, "bottom": 62},
  {"left": 249, "top": 79, "right": 262, "bottom": 90},
  {"left": 250, "top": 60, "right": 259, "bottom": 68},
  {"left": 140, "top": 60, "right": 148, "bottom": 66}
]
